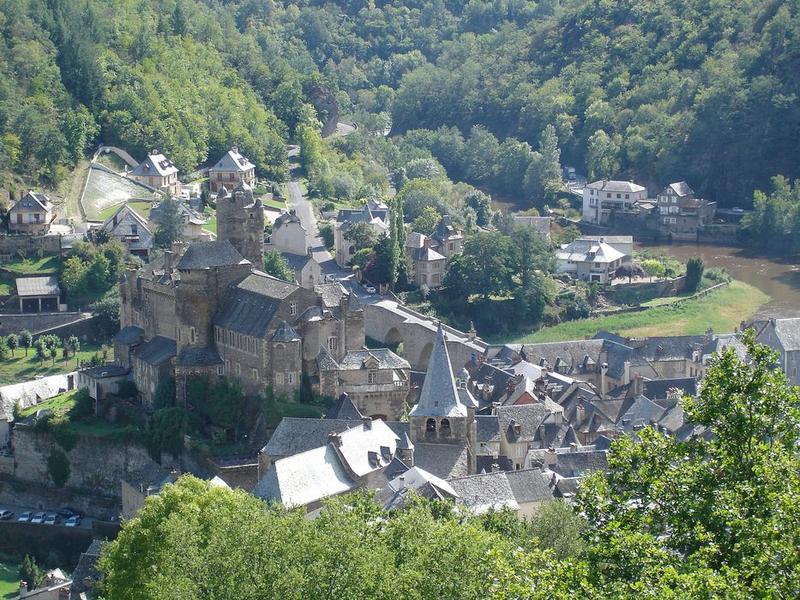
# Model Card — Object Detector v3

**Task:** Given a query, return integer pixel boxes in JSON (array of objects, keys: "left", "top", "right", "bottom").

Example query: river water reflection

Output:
[{"left": 637, "top": 243, "right": 800, "bottom": 319}]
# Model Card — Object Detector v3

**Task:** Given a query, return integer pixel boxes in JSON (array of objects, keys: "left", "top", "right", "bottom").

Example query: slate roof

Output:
[
  {"left": 769, "top": 318, "right": 800, "bottom": 352},
  {"left": 274, "top": 210, "right": 303, "bottom": 229},
  {"left": 338, "top": 349, "right": 410, "bottom": 371},
  {"left": 586, "top": 180, "right": 646, "bottom": 193},
  {"left": 114, "top": 325, "right": 144, "bottom": 345},
  {"left": 412, "top": 245, "right": 446, "bottom": 262},
  {"left": 643, "top": 377, "right": 697, "bottom": 400},
  {"left": 215, "top": 273, "right": 298, "bottom": 337},
  {"left": 314, "top": 282, "right": 347, "bottom": 309},
  {"left": 556, "top": 239, "right": 627, "bottom": 265},
  {"left": 211, "top": 148, "right": 255, "bottom": 172},
  {"left": 505, "top": 469, "right": 555, "bottom": 504},
  {"left": 177, "top": 346, "right": 222, "bottom": 367},
  {"left": 547, "top": 449, "right": 609, "bottom": 478},
  {"left": 70, "top": 539, "right": 107, "bottom": 600},
  {"left": 130, "top": 153, "right": 178, "bottom": 178},
  {"left": 81, "top": 364, "right": 129, "bottom": 379},
  {"left": 664, "top": 181, "right": 694, "bottom": 197},
  {"left": 431, "top": 214, "right": 463, "bottom": 243},
  {"left": 449, "top": 471, "right": 519, "bottom": 514},
  {"left": 12, "top": 191, "right": 51, "bottom": 212},
  {"left": 271, "top": 321, "right": 300, "bottom": 342},
  {"left": 16, "top": 276, "right": 60, "bottom": 297},
  {"left": 414, "top": 442, "right": 470, "bottom": 479},
  {"left": 281, "top": 252, "right": 312, "bottom": 274},
  {"left": 326, "top": 393, "right": 363, "bottom": 420},
  {"left": 409, "top": 323, "right": 467, "bottom": 418},
  {"left": 316, "top": 345, "right": 340, "bottom": 371},
  {"left": 616, "top": 395, "right": 668, "bottom": 433},
  {"left": 629, "top": 335, "right": 707, "bottom": 361},
  {"left": 176, "top": 240, "right": 248, "bottom": 270},
  {"left": 496, "top": 404, "right": 558, "bottom": 443},
  {"left": 262, "top": 418, "right": 361, "bottom": 458},
  {"left": 518, "top": 340, "right": 606, "bottom": 375},
  {"left": 476, "top": 414, "right": 500, "bottom": 443},
  {"left": 132, "top": 336, "right": 176, "bottom": 366}
]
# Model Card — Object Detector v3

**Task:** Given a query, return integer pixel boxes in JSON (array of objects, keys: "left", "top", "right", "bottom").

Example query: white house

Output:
[
  {"left": 334, "top": 203, "right": 390, "bottom": 268},
  {"left": 582, "top": 180, "right": 647, "bottom": 224},
  {"left": 128, "top": 151, "right": 180, "bottom": 196},
  {"left": 8, "top": 191, "right": 53, "bottom": 235},
  {"left": 208, "top": 147, "right": 256, "bottom": 193},
  {"left": 556, "top": 237, "right": 631, "bottom": 282},
  {"left": 268, "top": 209, "right": 307, "bottom": 256}
]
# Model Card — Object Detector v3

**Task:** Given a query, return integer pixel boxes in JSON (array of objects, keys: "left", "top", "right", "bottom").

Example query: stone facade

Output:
[{"left": 215, "top": 182, "right": 265, "bottom": 267}]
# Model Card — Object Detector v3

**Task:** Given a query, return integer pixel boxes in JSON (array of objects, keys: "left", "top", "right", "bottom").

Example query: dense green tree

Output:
[
  {"left": 367, "top": 233, "right": 398, "bottom": 286},
  {"left": 410, "top": 205, "right": 442, "bottom": 236},
  {"left": 19, "top": 554, "right": 42, "bottom": 591},
  {"left": 685, "top": 257, "right": 705, "bottom": 292},
  {"left": 20, "top": 330, "right": 33, "bottom": 356},
  {"left": 153, "top": 197, "right": 184, "bottom": 249},
  {"left": 6, "top": 334, "right": 18, "bottom": 357},
  {"left": 344, "top": 222, "right": 378, "bottom": 252},
  {"left": 263, "top": 251, "right": 295, "bottom": 283}
]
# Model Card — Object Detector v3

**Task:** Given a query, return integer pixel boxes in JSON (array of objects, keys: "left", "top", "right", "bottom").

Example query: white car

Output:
[
  {"left": 43, "top": 513, "right": 58, "bottom": 525},
  {"left": 64, "top": 515, "right": 81, "bottom": 527},
  {"left": 364, "top": 285, "right": 377, "bottom": 294},
  {"left": 17, "top": 511, "right": 32, "bottom": 522},
  {"left": 30, "top": 512, "right": 45, "bottom": 524},
  {"left": 0, "top": 509, "right": 13, "bottom": 520}
]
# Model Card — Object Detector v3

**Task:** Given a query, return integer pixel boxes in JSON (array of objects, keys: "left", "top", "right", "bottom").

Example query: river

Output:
[{"left": 637, "top": 243, "right": 800, "bottom": 319}]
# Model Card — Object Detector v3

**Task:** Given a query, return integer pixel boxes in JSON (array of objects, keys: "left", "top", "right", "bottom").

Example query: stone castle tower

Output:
[
  {"left": 409, "top": 323, "right": 477, "bottom": 473},
  {"left": 216, "top": 181, "right": 265, "bottom": 267}
]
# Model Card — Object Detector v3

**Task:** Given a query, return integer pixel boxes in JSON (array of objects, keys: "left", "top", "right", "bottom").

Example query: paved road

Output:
[{"left": 286, "top": 180, "right": 349, "bottom": 280}]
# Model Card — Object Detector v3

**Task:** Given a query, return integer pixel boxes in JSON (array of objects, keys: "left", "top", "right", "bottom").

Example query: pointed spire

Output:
[{"left": 409, "top": 323, "right": 467, "bottom": 418}]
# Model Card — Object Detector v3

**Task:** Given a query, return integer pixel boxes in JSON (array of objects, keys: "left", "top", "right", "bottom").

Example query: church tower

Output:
[
  {"left": 409, "top": 323, "right": 477, "bottom": 473},
  {"left": 216, "top": 181, "right": 265, "bottom": 267}
]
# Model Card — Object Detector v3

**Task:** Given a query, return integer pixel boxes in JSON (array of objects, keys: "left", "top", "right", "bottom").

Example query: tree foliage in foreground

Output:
[{"left": 99, "top": 331, "right": 800, "bottom": 598}]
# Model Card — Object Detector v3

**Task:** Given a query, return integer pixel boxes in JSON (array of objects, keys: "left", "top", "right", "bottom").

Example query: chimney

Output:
[
  {"left": 600, "top": 363, "right": 608, "bottom": 397},
  {"left": 362, "top": 417, "right": 372, "bottom": 430},
  {"left": 328, "top": 432, "right": 343, "bottom": 447},
  {"left": 491, "top": 401, "right": 500, "bottom": 415},
  {"left": 569, "top": 442, "right": 577, "bottom": 453},
  {"left": 467, "top": 321, "right": 476, "bottom": 341},
  {"left": 164, "top": 250, "right": 174, "bottom": 275},
  {"left": 633, "top": 373, "right": 643, "bottom": 396},
  {"left": 397, "top": 475, "right": 406, "bottom": 490},
  {"left": 545, "top": 446, "right": 557, "bottom": 466},
  {"left": 491, "top": 463, "right": 500, "bottom": 473}
]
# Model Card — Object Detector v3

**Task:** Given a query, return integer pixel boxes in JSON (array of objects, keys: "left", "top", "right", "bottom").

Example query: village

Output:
[{"left": 0, "top": 139, "right": 795, "bottom": 598}]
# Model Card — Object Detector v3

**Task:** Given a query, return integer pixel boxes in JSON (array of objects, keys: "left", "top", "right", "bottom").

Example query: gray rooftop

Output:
[
  {"left": 132, "top": 336, "right": 176, "bottom": 366},
  {"left": 176, "top": 346, "right": 222, "bottom": 367},
  {"left": 769, "top": 318, "right": 800, "bottom": 352},
  {"left": 414, "top": 442, "right": 470, "bottom": 479},
  {"left": 176, "top": 240, "right": 249, "bottom": 270},
  {"left": 326, "top": 393, "right": 363, "bottom": 420},
  {"left": 338, "top": 349, "right": 410, "bottom": 371},
  {"left": 497, "top": 403, "right": 558, "bottom": 443},
  {"left": 215, "top": 273, "right": 299, "bottom": 338},
  {"left": 271, "top": 321, "right": 300, "bottom": 342},
  {"left": 130, "top": 153, "right": 178, "bottom": 178},
  {"left": 448, "top": 471, "right": 519, "bottom": 514},
  {"left": 211, "top": 148, "right": 255, "bottom": 173},
  {"left": 16, "top": 276, "right": 60, "bottom": 297},
  {"left": 114, "top": 325, "right": 145, "bottom": 345},
  {"left": 409, "top": 324, "right": 467, "bottom": 418}
]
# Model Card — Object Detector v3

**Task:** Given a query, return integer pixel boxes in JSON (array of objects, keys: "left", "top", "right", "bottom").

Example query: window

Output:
[
  {"left": 290, "top": 302, "right": 297, "bottom": 316},
  {"left": 276, "top": 373, "right": 284, "bottom": 385},
  {"left": 189, "top": 327, "right": 196, "bottom": 344},
  {"left": 235, "top": 362, "right": 241, "bottom": 376},
  {"left": 252, "top": 369, "right": 259, "bottom": 381},
  {"left": 448, "top": 242, "right": 454, "bottom": 251},
  {"left": 131, "top": 224, "right": 138, "bottom": 235},
  {"left": 440, "top": 418, "right": 451, "bottom": 434},
  {"left": 606, "top": 193, "right": 611, "bottom": 198},
  {"left": 590, "top": 189, "right": 594, "bottom": 196},
  {"left": 34, "top": 213, "right": 40, "bottom": 223},
  {"left": 625, "top": 194, "right": 630, "bottom": 199},
  {"left": 426, "top": 418, "right": 436, "bottom": 432},
  {"left": 616, "top": 193, "right": 621, "bottom": 199},
  {"left": 217, "top": 365, "right": 224, "bottom": 376},
  {"left": 328, "top": 337, "right": 338, "bottom": 352},
  {"left": 287, "top": 372, "right": 296, "bottom": 384},
  {"left": 368, "top": 370, "right": 377, "bottom": 384}
]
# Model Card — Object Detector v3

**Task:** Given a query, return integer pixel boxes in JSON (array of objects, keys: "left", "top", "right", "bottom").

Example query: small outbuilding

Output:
[{"left": 15, "top": 275, "right": 63, "bottom": 313}]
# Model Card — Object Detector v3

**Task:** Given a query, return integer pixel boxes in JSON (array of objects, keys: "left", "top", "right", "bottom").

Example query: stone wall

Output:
[
  {"left": 0, "top": 520, "right": 93, "bottom": 568},
  {"left": 0, "top": 478, "right": 120, "bottom": 520},
  {"left": 0, "top": 234, "right": 65, "bottom": 258},
  {"left": 0, "top": 312, "right": 94, "bottom": 337},
  {"left": 10, "top": 425, "right": 159, "bottom": 497}
]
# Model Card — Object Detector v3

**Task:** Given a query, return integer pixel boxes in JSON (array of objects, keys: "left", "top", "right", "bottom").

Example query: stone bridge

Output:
[{"left": 364, "top": 299, "right": 488, "bottom": 371}]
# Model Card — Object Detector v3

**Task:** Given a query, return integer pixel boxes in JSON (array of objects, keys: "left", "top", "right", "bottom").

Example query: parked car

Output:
[
  {"left": 58, "top": 507, "right": 78, "bottom": 518},
  {"left": 30, "top": 512, "right": 45, "bottom": 524},
  {"left": 43, "top": 513, "right": 58, "bottom": 526},
  {"left": 364, "top": 284, "right": 376, "bottom": 294},
  {"left": 64, "top": 515, "right": 82, "bottom": 527},
  {"left": 0, "top": 509, "right": 13, "bottom": 520},
  {"left": 17, "top": 511, "right": 32, "bottom": 522}
]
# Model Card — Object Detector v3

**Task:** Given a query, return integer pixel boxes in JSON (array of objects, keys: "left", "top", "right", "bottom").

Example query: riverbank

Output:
[{"left": 496, "top": 280, "right": 768, "bottom": 344}]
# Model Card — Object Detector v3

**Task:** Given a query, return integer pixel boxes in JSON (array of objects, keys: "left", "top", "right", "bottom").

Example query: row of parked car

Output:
[{"left": 0, "top": 507, "right": 82, "bottom": 527}]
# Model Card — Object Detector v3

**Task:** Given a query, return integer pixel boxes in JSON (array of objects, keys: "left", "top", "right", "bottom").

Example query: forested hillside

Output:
[
  {"left": 283, "top": 0, "right": 800, "bottom": 206},
  {"left": 0, "top": 0, "right": 323, "bottom": 185}
]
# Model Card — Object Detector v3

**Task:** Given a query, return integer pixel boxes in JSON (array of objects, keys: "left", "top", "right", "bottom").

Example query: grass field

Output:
[
  {"left": 0, "top": 255, "right": 60, "bottom": 275},
  {"left": 202, "top": 212, "right": 217, "bottom": 235},
  {"left": 0, "top": 343, "right": 112, "bottom": 386},
  {"left": 0, "top": 561, "right": 18, "bottom": 599},
  {"left": 98, "top": 200, "right": 154, "bottom": 222},
  {"left": 499, "top": 280, "right": 769, "bottom": 344}
]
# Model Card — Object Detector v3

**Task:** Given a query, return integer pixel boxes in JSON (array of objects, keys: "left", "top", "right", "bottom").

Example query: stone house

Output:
[
  {"left": 215, "top": 182, "right": 265, "bottom": 266},
  {"left": 656, "top": 181, "right": 717, "bottom": 240},
  {"left": 101, "top": 204, "right": 153, "bottom": 259},
  {"left": 8, "top": 191, "right": 53, "bottom": 235},
  {"left": 582, "top": 180, "right": 647, "bottom": 225},
  {"left": 128, "top": 151, "right": 180, "bottom": 196},
  {"left": 756, "top": 318, "right": 800, "bottom": 385},
  {"left": 208, "top": 147, "right": 256, "bottom": 193},
  {"left": 405, "top": 233, "right": 446, "bottom": 288},
  {"left": 555, "top": 236, "right": 631, "bottom": 282},
  {"left": 267, "top": 209, "right": 307, "bottom": 256},
  {"left": 129, "top": 336, "right": 176, "bottom": 408},
  {"left": 77, "top": 364, "right": 130, "bottom": 402},
  {"left": 334, "top": 203, "right": 390, "bottom": 268},
  {"left": 121, "top": 467, "right": 179, "bottom": 519},
  {"left": 316, "top": 347, "right": 411, "bottom": 420},
  {"left": 281, "top": 251, "right": 323, "bottom": 289}
]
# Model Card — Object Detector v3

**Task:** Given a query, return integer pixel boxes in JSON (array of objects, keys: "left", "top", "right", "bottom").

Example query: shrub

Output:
[
  {"left": 69, "top": 389, "right": 94, "bottom": 420},
  {"left": 46, "top": 450, "right": 70, "bottom": 488},
  {"left": 685, "top": 256, "right": 705, "bottom": 292}
]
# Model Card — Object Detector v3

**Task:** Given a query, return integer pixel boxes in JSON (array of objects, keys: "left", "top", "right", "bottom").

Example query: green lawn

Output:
[
  {"left": 18, "top": 389, "right": 78, "bottom": 417},
  {"left": 262, "top": 197, "right": 286, "bottom": 211},
  {"left": 0, "top": 561, "right": 18, "bottom": 599},
  {"left": 95, "top": 152, "right": 129, "bottom": 172},
  {"left": 0, "top": 343, "right": 112, "bottom": 386},
  {"left": 0, "top": 254, "right": 60, "bottom": 275},
  {"left": 498, "top": 280, "right": 769, "bottom": 344}
]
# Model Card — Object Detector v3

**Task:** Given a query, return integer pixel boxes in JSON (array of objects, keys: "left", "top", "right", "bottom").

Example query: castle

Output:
[{"left": 114, "top": 181, "right": 365, "bottom": 407}]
